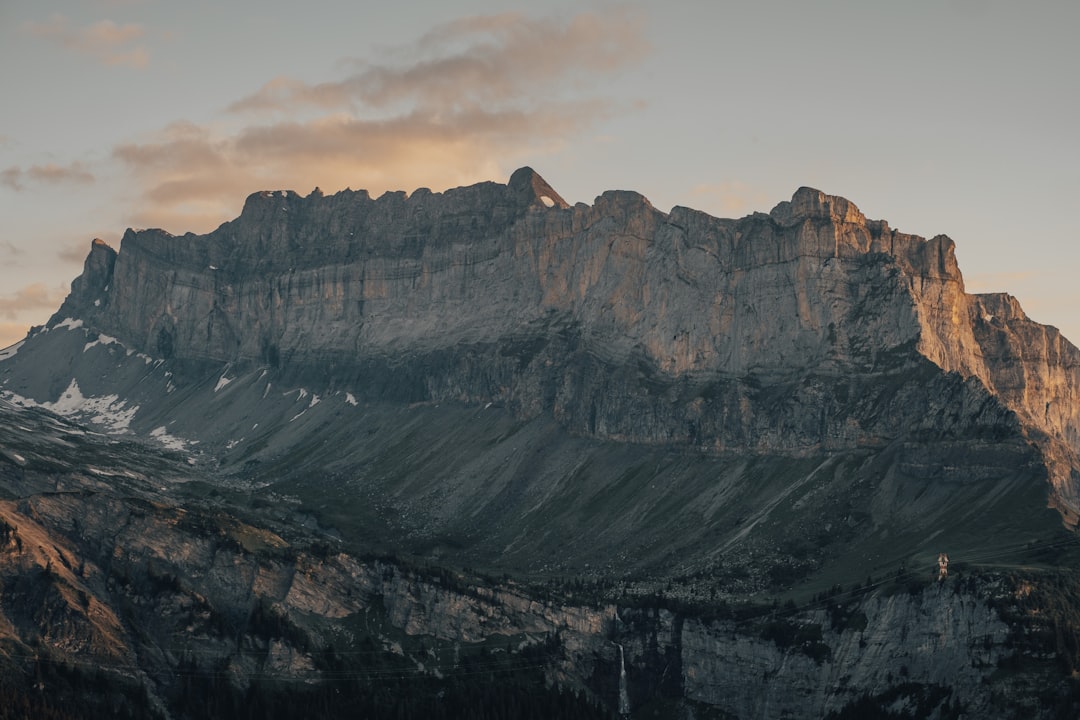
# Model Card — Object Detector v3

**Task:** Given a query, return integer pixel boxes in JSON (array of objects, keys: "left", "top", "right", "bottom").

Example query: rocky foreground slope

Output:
[{"left": 1, "top": 169, "right": 1080, "bottom": 718}]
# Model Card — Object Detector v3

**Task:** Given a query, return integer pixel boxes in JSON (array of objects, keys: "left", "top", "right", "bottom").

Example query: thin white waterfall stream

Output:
[{"left": 615, "top": 642, "right": 630, "bottom": 716}]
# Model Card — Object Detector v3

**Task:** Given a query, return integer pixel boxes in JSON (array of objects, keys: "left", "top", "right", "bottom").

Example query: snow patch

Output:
[
  {"left": 11, "top": 378, "right": 140, "bottom": 432},
  {"left": 214, "top": 374, "right": 233, "bottom": 392},
  {"left": 53, "top": 318, "right": 84, "bottom": 331},
  {"left": 225, "top": 438, "right": 244, "bottom": 450},
  {"left": 263, "top": 383, "right": 272, "bottom": 399},
  {"left": 290, "top": 410, "right": 306, "bottom": 422},
  {"left": 539, "top": 195, "right": 555, "bottom": 208},
  {"left": 0, "top": 340, "right": 25, "bottom": 361},
  {"left": 83, "top": 334, "right": 120, "bottom": 353},
  {"left": 150, "top": 425, "right": 190, "bottom": 451},
  {"left": 93, "top": 299, "right": 101, "bottom": 307},
  {"left": 308, "top": 394, "right": 320, "bottom": 408},
  {"left": 345, "top": 392, "right": 358, "bottom": 406},
  {"left": 127, "top": 349, "right": 153, "bottom": 365}
]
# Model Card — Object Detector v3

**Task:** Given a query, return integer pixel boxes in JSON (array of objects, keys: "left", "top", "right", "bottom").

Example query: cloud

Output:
[
  {"left": 963, "top": 270, "right": 1037, "bottom": 292},
  {"left": 229, "top": 11, "right": 649, "bottom": 116},
  {"left": 58, "top": 240, "right": 100, "bottom": 264},
  {"left": 0, "top": 323, "right": 31, "bottom": 350},
  {"left": 690, "top": 182, "right": 771, "bottom": 218},
  {"left": 0, "top": 283, "right": 67, "bottom": 322},
  {"left": 23, "top": 14, "right": 148, "bottom": 68},
  {"left": 113, "top": 10, "right": 648, "bottom": 233},
  {"left": 1, "top": 162, "right": 95, "bottom": 191}
]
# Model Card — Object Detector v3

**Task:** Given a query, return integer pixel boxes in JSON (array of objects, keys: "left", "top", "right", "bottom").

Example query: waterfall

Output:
[{"left": 615, "top": 642, "right": 631, "bottom": 716}]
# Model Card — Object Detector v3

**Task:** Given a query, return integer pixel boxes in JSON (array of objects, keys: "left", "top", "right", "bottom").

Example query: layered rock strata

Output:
[{"left": 38, "top": 169, "right": 1080, "bottom": 517}]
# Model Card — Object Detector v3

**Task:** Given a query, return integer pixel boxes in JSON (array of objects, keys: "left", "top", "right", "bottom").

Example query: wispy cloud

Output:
[
  {"left": 0, "top": 323, "right": 31, "bottom": 349},
  {"left": 229, "top": 11, "right": 649, "bottom": 116},
  {"left": 690, "top": 182, "right": 771, "bottom": 218},
  {"left": 0, "top": 283, "right": 67, "bottom": 321},
  {"left": 1, "top": 162, "right": 95, "bottom": 191},
  {"left": 113, "top": 9, "right": 649, "bottom": 233},
  {"left": 964, "top": 270, "right": 1038, "bottom": 291},
  {"left": 23, "top": 14, "right": 148, "bottom": 68},
  {"left": 58, "top": 239, "right": 105, "bottom": 265}
]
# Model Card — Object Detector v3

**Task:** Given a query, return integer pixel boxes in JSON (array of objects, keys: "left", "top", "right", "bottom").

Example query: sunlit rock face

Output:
[{"left": 41, "top": 168, "right": 1080, "bottom": 518}]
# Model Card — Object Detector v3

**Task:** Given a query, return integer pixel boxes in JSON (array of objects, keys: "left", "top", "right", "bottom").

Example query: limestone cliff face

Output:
[{"left": 47, "top": 169, "right": 1080, "bottom": 515}]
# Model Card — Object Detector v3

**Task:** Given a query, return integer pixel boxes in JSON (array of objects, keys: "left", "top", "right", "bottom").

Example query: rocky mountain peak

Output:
[
  {"left": 47, "top": 238, "right": 117, "bottom": 326},
  {"left": 770, "top": 186, "right": 867, "bottom": 227},
  {"left": 507, "top": 166, "right": 570, "bottom": 209}
]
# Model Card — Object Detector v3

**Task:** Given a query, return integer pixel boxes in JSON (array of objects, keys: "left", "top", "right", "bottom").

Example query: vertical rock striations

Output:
[{"left": 30, "top": 169, "right": 1080, "bottom": 520}]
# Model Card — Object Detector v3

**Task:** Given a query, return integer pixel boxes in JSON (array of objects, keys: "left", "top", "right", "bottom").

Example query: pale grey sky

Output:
[{"left": 1, "top": 0, "right": 1077, "bottom": 348}]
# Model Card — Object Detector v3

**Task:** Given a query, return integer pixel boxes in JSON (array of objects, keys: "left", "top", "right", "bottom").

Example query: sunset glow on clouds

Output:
[
  {"left": 1, "top": 162, "right": 95, "bottom": 191},
  {"left": 0, "top": 1, "right": 1078, "bottom": 350},
  {"left": 0, "top": 283, "right": 68, "bottom": 324},
  {"left": 112, "top": 10, "right": 647, "bottom": 233},
  {"left": 23, "top": 14, "right": 149, "bottom": 68}
]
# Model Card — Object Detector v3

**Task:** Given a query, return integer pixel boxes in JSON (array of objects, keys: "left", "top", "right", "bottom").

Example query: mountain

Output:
[{"left": 1, "top": 169, "right": 1079, "bottom": 718}]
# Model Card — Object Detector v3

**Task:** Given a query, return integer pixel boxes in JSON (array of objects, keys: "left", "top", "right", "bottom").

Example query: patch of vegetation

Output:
[
  {"left": 759, "top": 619, "right": 831, "bottom": 664},
  {"left": 0, "top": 516, "right": 20, "bottom": 551},
  {"left": 990, "top": 570, "right": 1080, "bottom": 677},
  {"left": 827, "top": 601, "right": 868, "bottom": 634},
  {"left": 0, "top": 656, "right": 162, "bottom": 720},
  {"left": 824, "top": 683, "right": 963, "bottom": 720},
  {"left": 171, "top": 639, "right": 612, "bottom": 720}
]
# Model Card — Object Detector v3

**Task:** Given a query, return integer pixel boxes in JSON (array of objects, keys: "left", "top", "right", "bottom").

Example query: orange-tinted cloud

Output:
[
  {"left": 58, "top": 239, "right": 103, "bottom": 265},
  {"left": 690, "top": 182, "right": 771, "bottom": 218},
  {"left": 23, "top": 14, "right": 148, "bottom": 68},
  {"left": 0, "top": 162, "right": 95, "bottom": 191},
  {"left": 230, "top": 10, "right": 649, "bottom": 116},
  {"left": 963, "top": 270, "right": 1037, "bottom": 292},
  {"left": 113, "top": 10, "right": 649, "bottom": 234},
  {"left": 0, "top": 283, "right": 67, "bottom": 321},
  {"left": 0, "top": 323, "right": 31, "bottom": 350}
]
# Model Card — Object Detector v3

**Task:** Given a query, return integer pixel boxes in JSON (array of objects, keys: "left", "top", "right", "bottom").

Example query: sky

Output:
[{"left": 1, "top": 0, "right": 1077, "bottom": 349}]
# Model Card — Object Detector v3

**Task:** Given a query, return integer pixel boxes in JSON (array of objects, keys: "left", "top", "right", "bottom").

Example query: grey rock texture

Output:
[{"left": 40, "top": 169, "right": 1080, "bottom": 520}]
